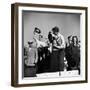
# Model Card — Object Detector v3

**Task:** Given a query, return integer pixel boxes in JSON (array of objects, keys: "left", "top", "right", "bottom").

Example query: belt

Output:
[{"left": 25, "top": 65, "right": 36, "bottom": 68}]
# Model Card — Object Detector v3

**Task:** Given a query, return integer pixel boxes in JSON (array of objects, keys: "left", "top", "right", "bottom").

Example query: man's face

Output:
[
  {"left": 68, "top": 37, "right": 72, "bottom": 44},
  {"left": 53, "top": 31, "right": 58, "bottom": 35}
]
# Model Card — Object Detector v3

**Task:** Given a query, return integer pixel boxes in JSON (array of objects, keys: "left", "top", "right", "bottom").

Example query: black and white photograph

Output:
[
  {"left": 23, "top": 11, "right": 80, "bottom": 78},
  {"left": 11, "top": 3, "right": 88, "bottom": 86}
]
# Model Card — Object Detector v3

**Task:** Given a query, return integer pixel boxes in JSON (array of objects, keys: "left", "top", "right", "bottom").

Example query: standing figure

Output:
[
  {"left": 33, "top": 27, "right": 47, "bottom": 73},
  {"left": 24, "top": 40, "right": 38, "bottom": 77},
  {"left": 72, "top": 36, "right": 80, "bottom": 74},
  {"left": 65, "top": 36, "right": 80, "bottom": 74},
  {"left": 48, "top": 26, "right": 65, "bottom": 72},
  {"left": 65, "top": 35, "right": 73, "bottom": 71}
]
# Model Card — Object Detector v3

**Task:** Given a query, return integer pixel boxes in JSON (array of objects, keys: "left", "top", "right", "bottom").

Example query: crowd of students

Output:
[{"left": 24, "top": 26, "right": 80, "bottom": 77}]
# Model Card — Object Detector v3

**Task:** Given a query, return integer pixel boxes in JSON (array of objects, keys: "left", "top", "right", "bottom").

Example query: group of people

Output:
[{"left": 24, "top": 26, "right": 80, "bottom": 77}]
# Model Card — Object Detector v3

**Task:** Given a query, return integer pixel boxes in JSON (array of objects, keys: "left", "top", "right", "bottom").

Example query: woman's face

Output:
[
  {"left": 73, "top": 37, "right": 77, "bottom": 46},
  {"left": 74, "top": 37, "right": 77, "bottom": 42},
  {"left": 34, "top": 32, "right": 40, "bottom": 40},
  {"left": 39, "top": 35, "right": 43, "bottom": 41}
]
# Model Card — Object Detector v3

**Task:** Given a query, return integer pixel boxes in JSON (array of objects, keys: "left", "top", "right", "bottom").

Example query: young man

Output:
[{"left": 48, "top": 26, "right": 65, "bottom": 72}]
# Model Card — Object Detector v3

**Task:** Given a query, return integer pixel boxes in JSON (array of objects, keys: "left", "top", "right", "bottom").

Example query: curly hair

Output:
[{"left": 72, "top": 36, "right": 78, "bottom": 45}]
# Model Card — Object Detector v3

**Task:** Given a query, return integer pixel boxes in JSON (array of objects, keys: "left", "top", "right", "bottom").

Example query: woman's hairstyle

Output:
[
  {"left": 72, "top": 36, "right": 78, "bottom": 44},
  {"left": 28, "top": 41, "right": 33, "bottom": 45},
  {"left": 34, "top": 27, "right": 41, "bottom": 34}
]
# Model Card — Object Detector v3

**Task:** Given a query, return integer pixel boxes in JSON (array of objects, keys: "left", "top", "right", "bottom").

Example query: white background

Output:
[{"left": 0, "top": 0, "right": 89, "bottom": 90}]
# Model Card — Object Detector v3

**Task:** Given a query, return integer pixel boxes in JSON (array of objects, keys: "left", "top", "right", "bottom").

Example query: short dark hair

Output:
[
  {"left": 52, "top": 26, "right": 59, "bottom": 33},
  {"left": 68, "top": 35, "right": 72, "bottom": 40},
  {"left": 28, "top": 41, "right": 33, "bottom": 45}
]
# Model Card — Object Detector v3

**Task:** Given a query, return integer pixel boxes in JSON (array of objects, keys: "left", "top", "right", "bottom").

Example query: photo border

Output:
[{"left": 11, "top": 3, "right": 88, "bottom": 87}]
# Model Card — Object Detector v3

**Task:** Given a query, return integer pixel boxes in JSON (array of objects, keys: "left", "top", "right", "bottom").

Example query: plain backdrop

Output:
[
  {"left": 0, "top": 0, "right": 89, "bottom": 90},
  {"left": 23, "top": 11, "right": 80, "bottom": 45}
]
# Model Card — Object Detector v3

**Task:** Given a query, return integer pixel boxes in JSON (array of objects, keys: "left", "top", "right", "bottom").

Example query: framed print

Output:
[{"left": 11, "top": 3, "right": 88, "bottom": 87}]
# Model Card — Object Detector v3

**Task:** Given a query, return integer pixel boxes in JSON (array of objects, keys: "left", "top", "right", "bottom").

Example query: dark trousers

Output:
[
  {"left": 24, "top": 66, "right": 37, "bottom": 77},
  {"left": 50, "top": 49, "right": 64, "bottom": 72}
]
